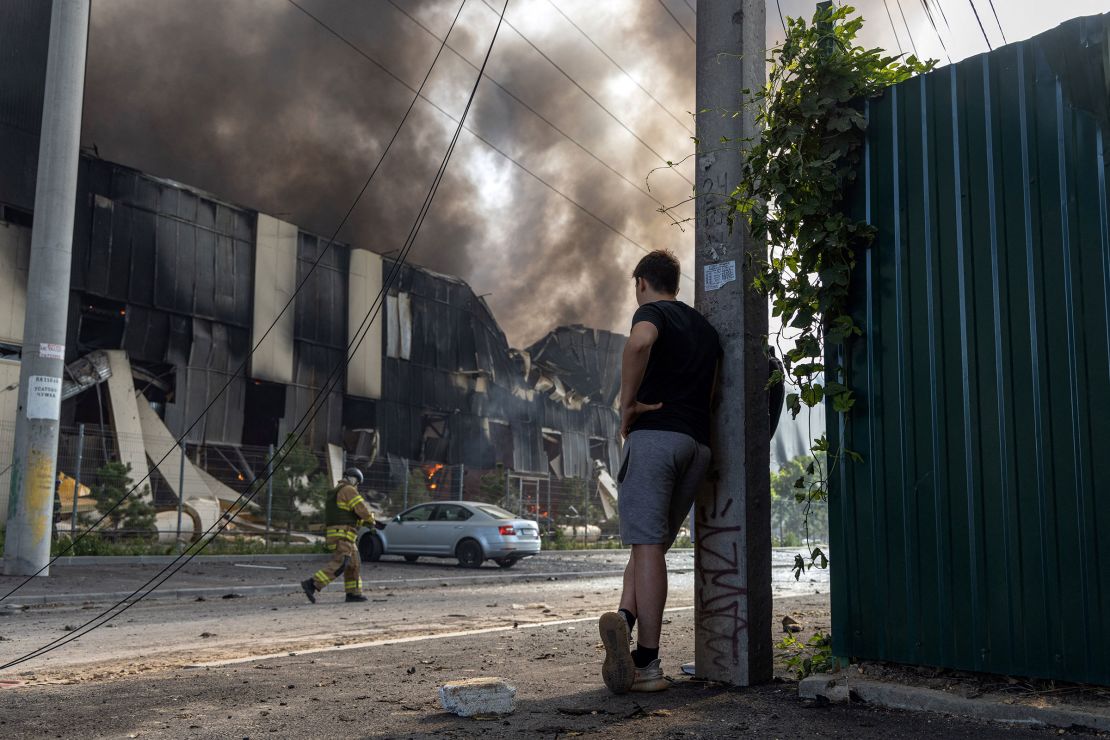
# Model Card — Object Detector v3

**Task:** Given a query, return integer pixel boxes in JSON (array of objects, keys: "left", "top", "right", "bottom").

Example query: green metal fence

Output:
[{"left": 829, "top": 13, "right": 1110, "bottom": 685}]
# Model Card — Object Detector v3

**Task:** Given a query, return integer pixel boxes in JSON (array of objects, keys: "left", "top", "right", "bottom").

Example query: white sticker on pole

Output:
[
  {"left": 26, "top": 375, "right": 62, "bottom": 420},
  {"left": 39, "top": 342, "right": 65, "bottom": 360},
  {"left": 703, "top": 261, "right": 737, "bottom": 291}
]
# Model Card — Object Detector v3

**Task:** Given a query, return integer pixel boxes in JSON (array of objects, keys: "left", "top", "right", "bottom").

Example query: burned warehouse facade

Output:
[
  {"left": 0, "top": 155, "right": 625, "bottom": 483},
  {"left": 0, "top": 3, "right": 625, "bottom": 527}
]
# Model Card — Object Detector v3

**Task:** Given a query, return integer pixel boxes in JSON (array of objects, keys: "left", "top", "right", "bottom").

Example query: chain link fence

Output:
[{"left": 1, "top": 422, "right": 625, "bottom": 549}]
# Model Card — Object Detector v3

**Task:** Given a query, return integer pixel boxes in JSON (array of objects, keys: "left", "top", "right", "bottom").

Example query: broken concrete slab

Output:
[
  {"left": 800, "top": 673, "right": 1110, "bottom": 733},
  {"left": 104, "top": 350, "right": 152, "bottom": 494},
  {"left": 438, "top": 677, "right": 516, "bottom": 717}
]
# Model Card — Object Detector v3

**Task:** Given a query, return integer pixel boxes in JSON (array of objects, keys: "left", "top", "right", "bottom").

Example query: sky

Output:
[{"left": 80, "top": 0, "right": 1110, "bottom": 347}]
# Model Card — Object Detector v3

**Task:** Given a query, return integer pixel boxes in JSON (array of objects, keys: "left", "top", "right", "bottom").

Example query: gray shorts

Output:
[{"left": 617, "top": 429, "right": 711, "bottom": 546}]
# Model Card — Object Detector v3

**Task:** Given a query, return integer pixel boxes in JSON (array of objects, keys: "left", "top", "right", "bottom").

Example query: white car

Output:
[{"left": 357, "top": 501, "right": 541, "bottom": 569}]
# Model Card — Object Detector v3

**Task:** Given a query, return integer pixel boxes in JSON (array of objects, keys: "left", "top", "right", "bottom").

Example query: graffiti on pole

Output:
[{"left": 695, "top": 483, "right": 749, "bottom": 674}]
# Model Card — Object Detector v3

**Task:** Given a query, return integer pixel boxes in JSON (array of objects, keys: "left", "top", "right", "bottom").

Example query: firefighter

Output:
[{"left": 301, "top": 467, "right": 374, "bottom": 603}]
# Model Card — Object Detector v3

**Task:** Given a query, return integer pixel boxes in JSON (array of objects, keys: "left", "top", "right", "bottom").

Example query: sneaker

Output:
[
  {"left": 345, "top": 593, "right": 368, "bottom": 603},
  {"left": 630, "top": 658, "right": 669, "bottom": 692},
  {"left": 301, "top": 579, "right": 316, "bottom": 604},
  {"left": 599, "top": 612, "right": 635, "bottom": 694}
]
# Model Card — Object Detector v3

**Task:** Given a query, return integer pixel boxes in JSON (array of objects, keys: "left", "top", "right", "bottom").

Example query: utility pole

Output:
[
  {"left": 693, "top": 0, "right": 772, "bottom": 686},
  {"left": 3, "top": 0, "right": 91, "bottom": 577}
]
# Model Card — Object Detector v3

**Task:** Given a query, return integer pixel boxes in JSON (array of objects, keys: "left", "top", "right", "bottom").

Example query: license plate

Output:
[{"left": 519, "top": 529, "right": 537, "bottom": 539}]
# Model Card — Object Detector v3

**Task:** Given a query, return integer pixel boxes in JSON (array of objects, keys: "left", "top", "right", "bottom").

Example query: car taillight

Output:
[{"left": 498, "top": 525, "right": 516, "bottom": 536}]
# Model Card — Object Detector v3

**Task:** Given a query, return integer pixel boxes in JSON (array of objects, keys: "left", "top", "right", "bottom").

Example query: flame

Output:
[{"left": 424, "top": 464, "right": 444, "bottom": 492}]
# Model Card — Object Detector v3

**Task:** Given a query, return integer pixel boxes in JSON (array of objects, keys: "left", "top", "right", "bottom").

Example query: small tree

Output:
[
  {"left": 90, "top": 461, "right": 156, "bottom": 540},
  {"left": 478, "top": 464, "right": 507, "bottom": 506},
  {"left": 270, "top": 438, "right": 329, "bottom": 537}
]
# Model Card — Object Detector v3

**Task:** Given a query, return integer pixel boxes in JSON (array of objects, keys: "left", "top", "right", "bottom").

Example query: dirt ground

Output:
[
  {"left": 0, "top": 552, "right": 1096, "bottom": 738},
  {"left": 0, "top": 550, "right": 828, "bottom": 686},
  {"left": 0, "top": 605, "right": 1073, "bottom": 739}
]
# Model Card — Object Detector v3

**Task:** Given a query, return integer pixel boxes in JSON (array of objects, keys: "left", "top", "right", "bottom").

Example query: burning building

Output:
[
  {"left": 0, "top": 3, "right": 624, "bottom": 528},
  {"left": 0, "top": 152, "right": 626, "bottom": 521}
]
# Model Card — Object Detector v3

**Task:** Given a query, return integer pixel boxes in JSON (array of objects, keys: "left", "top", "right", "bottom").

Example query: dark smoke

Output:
[{"left": 81, "top": 0, "right": 697, "bottom": 345}]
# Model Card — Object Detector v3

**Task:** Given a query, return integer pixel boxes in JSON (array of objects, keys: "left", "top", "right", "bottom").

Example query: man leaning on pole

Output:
[{"left": 599, "top": 250, "right": 721, "bottom": 693}]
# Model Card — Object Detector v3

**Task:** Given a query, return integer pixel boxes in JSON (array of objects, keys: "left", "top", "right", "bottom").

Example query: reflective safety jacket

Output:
[{"left": 323, "top": 483, "right": 375, "bottom": 543}]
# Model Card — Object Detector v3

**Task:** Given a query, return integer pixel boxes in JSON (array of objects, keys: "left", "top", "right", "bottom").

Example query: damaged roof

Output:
[{"left": 524, "top": 325, "right": 625, "bottom": 408}]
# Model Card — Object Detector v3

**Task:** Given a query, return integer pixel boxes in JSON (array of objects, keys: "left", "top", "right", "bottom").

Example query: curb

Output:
[
  {"left": 46, "top": 553, "right": 326, "bottom": 566},
  {"left": 2, "top": 568, "right": 641, "bottom": 608},
  {"left": 799, "top": 674, "right": 1110, "bottom": 733},
  {"left": 39, "top": 548, "right": 696, "bottom": 566}
]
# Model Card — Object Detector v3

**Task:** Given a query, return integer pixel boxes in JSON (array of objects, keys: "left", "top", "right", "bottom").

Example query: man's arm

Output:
[{"left": 620, "top": 320, "right": 662, "bottom": 438}]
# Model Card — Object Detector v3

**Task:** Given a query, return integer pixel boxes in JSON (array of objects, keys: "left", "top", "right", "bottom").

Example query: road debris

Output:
[{"left": 439, "top": 677, "right": 516, "bottom": 717}]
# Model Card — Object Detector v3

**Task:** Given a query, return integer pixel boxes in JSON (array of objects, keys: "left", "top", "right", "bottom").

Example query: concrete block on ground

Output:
[
  {"left": 798, "top": 674, "right": 848, "bottom": 702},
  {"left": 439, "top": 677, "right": 516, "bottom": 717}
]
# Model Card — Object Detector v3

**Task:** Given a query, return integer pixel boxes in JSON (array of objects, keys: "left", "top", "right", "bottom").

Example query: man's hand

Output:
[
  {"left": 621, "top": 401, "right": 662, "bottom": 438},
  {"left": 374, "top": 520, "right": 387, "bottom": 530}
]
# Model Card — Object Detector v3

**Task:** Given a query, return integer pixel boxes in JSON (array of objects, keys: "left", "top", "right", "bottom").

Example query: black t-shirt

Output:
[{"left": 629, "top": 300, "right": 721, "bottom": 446}]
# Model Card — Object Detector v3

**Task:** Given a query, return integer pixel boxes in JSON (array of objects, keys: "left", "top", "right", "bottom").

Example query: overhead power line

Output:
[
  {"left": 656, "top": 0, "right": 695, "bottom": 45},
  {"left": 881, "top": 0, "right": 906, "bottom": 55},
  {"left": 0, "top": 0, "right": 472, "bottom": 604},
  {"left": 682, "top": 0, "right": 695, "bottom": 15},
  {"left": 967, "top": 0, "right": 993, "bottom": 50},
  {"left": 475, "top": 0, "right": 692, "bottom": 186},
  {"left": 294, "top": 0, "right": 693, "bottom": 276},
  {"left": 0, "top": 0, "right": 511, "bottom": 673},
  {"left": 775, "top": 0, "right": 786, "bottom": 34},
  {"left": 987, "top": 0, "right": 1007, "bottom": 43},
  {"left": 385, "top": 0, "right": 668, "bottom": 209},
  {"left": 544, "top": 0, "right": 694, "bottom": 135},
  {"left": 930, "top": 0, "right": 952, "bottom": 32},
  {"left": 917, "top": 0, "right": 953, "bottom": 63},
  {"left": 895, "top": 0, "right": 921, "bottom": 58}
]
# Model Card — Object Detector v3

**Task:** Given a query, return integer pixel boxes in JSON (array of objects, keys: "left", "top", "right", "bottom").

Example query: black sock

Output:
[
  {"left": 632, "top": 644, "right": 659, "bottom": 669},
  {"left": 618, "top": 608, "right": 636, "bottom": 632}
]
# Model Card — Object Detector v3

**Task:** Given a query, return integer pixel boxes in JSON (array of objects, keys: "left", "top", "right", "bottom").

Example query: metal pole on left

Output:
[
  {"left": 3, "top": 0, "right": 91, "bottom": 577},
  {"left": 176, "top": 443, "right": 186, "bottom": 547},
  {"left": 70, "top": 423, "right": 84, "bottom": 537},
  {"left": 265, "top": 443, "right": 274, "bottom": 548}
]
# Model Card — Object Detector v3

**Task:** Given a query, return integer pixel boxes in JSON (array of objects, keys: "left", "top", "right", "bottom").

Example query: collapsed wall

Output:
[{"left": 0, "top": 155, "right": 625, "bottom": 528}]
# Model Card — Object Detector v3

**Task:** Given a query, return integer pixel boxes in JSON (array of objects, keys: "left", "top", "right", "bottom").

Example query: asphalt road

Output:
[
  {"left": 0, "top": 551, "right": 1074, "bottom": 738},
  {"left": 0, "top": 550, "right": 827, "bottom": 684}
]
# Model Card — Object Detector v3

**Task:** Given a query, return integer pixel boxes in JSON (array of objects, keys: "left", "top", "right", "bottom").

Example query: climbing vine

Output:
[
  {"left": 727, "top": 6, "right": 933, "bottom": 585},
  {"left": 734, "top": 4, "right": 933, "bottom": 420}
]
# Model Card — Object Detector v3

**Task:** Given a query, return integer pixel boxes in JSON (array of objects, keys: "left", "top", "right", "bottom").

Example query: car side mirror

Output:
[{"left": 393, "top": 515, "right": 402, "bottom": 523}]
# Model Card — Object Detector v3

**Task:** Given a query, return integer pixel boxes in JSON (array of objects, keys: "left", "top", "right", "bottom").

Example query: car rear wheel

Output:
[
  {"left": 455, "top": 539, "right": 484, "bottom": 569},
  {"left": 404, "top": 554, "right": 419, "bottom": 563},
  {"left": 358, "top": 533, "right": 382, "bottom": 562},
  {"left": 494, "top": 558, "right": 516, "bottom": 569}
]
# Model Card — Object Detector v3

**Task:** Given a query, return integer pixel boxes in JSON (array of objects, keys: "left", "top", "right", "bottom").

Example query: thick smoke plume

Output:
[{"left": 81, "top": 0, "right": 698, "bottom": 345}]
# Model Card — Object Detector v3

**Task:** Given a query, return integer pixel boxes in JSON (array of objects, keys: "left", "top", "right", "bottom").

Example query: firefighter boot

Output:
[{"left": 345, "top": 593, "right": 368, "bottom": 603}]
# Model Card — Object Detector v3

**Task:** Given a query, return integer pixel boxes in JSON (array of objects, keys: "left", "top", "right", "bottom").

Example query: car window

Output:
[
  {"left": 400, "top": 505, "right": 437, "bottom": 522},
  {"left": 476, "top": 505, "right": 516, "bottom": 519},
  {"left": 435, "top": 505, "right": 473, "bottom": 522},
  {"left": 475, "top": 505, "right": 513, "bottom": 519}
]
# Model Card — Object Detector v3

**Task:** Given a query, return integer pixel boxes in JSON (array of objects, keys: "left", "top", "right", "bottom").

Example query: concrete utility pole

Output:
[
  {"left": 693, "top": 0, "right": 772, "bottom": 686},
  {"left": 3, "top": 0, "right": 91, "bottom": 576}
]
